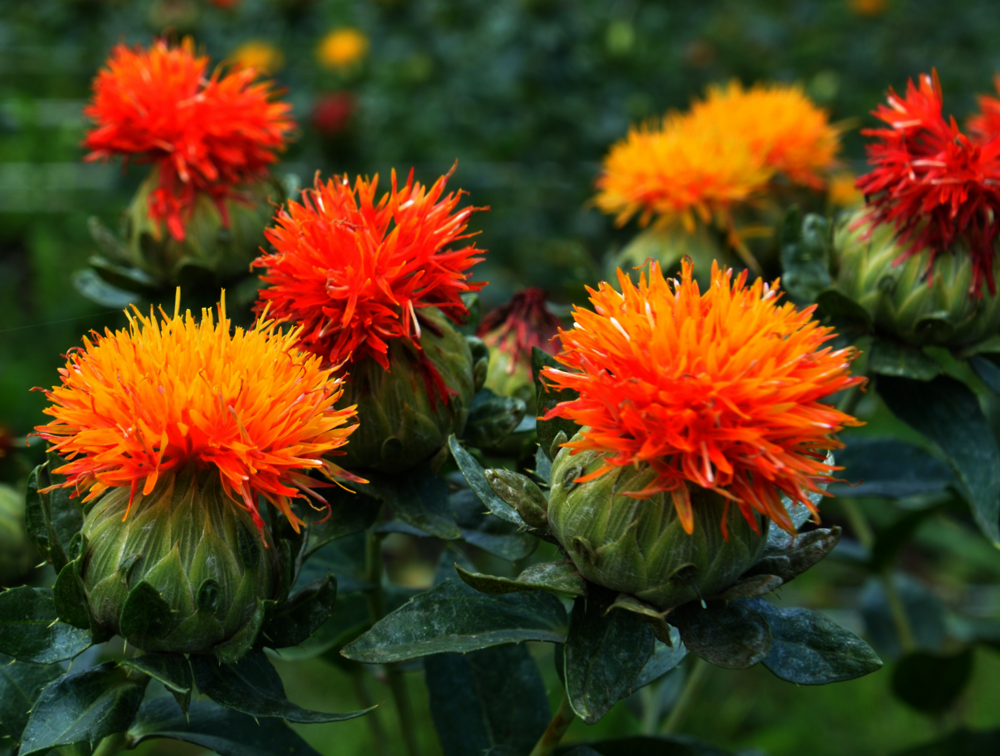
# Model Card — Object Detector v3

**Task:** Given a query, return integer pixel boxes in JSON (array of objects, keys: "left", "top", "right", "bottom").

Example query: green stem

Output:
[
  {"left": 883, "top": 571, "right": 918, "bottom": 654},
  {"left": 841, "top": 498, "right": 875, "bottom": 550},
  {"left": 528, "top": 694, "right": 576, "bottom": 756},
  {"left": 364, "top": 531, "right": 420, "bottom": 756},
  {"left": 91, "top": 732, "right": 129, "bottom": 756},
  {"left": 660, "top": 658, "right": 710, "bottom": 735},
  {"left": 351, "top": 669, "right": 391, "bottom": 756},
  {"left": 639, "top": 684, "right": 659, "bottom": 736},
  {"left": 835, "top": 383, "right": 865, "bottom": 417}
]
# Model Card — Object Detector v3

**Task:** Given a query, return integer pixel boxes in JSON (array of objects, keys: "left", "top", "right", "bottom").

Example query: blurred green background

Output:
[{"left": 3, "top": 1, "right": 1000, "bottom": 755}]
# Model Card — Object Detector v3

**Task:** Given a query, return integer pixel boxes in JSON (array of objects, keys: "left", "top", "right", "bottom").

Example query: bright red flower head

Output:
[
  {"left": 542, "top": 260, "right": 865, "bottom": 536},
  {"left": 83, "top": 38, "right": 294, "bottom": 242},
  {"left": 253, "top": 167, "right": 487, "bottom": 381},
  {"left": 856, "top": 71, "right": 1000, "bottom": 295},
  {"left": 477, "top": 288, "right": 561, "bottom": 372},
  {"left": 312, "top": 92, "right": 355, "bottom": 136}
]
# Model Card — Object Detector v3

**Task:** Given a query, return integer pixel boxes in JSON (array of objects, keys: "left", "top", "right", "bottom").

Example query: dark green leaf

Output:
[
  {"left": 815, "top": 288, "right": 874, "bottom": 327},
  {"left": 750, "top": 527, "right": 841, "bottom": 585},
  {"left": 892, "top": 728, "right": 1000, "bottom": 756},
  {"left": 119, "top": 581, "right": 178, "bottom": 641},
  {"left": 262, "top": 575, "right": 338, "bottom": 650},
  {"left": 971, "top": 354, "right": 1000, "bottom": 394},
  {"left": 457, "top": 560, "right": 587, "bottom": 597},
  {"left": 465, "top": 389, "right": 527, "bottom": 448},
  {"left": 450, "top": 489, "right": 537, "bottom": 562},
  {"left": 121, "top": 653, "right": 192, "bottom": 714},
  {"left": 779, "top": 209, "right": 832, "bottom": 303},
  {"left": 449, "top": 435, "right": 527, "bottom": 527},
  {"left": 25, "top": 461, "right": 84, "bottom": 574},
  {"left": 633, "top": 631, "right": 687, "bottom": 690},
  {"left": 671, "top": 599, "right": 772, "bottom": 669},
  {"left": 534, "top": 446, "right": 553, "bottom": 486},
  {"left": 425, "top": 644, "right": 550, "bottom": 756},
  {"left": 532, "top": 347, "right": 580, "bottom": 459},
  {"left": 555, "top": 735, "right": 735, "bottom": 755},
  {"left": 341, "top": 578, "right": 569, "bottom": 663},
  {"left": 879, "top": 375, "right": 1000, "bottom": 545},
  {"left": 87, "top": 254, "right": 160, "bottom": 296},
  {"left": 214, "top": 600, "right": 267, "bottom": 665},
  {"left": 870, "top": 506, "right": 946, "bottom": 573},
  {"left": 71, "top": 269, "right": 142, "bottom": 309},
  {"left": 0, "top": 587, "right": 92, "bottom": 664},
  {"left": 485, "top": 468, "right": 550, "bottom": 529},
  {"left": 295, "top": 533, "right": 368, "bottom": 595},
  {"left": 869, "top": 339, "right": 943, "bottom": 381},
  {"left": 564, "top": 590, "right": 656, "bottom": 724},
  {"left": 189, "top": 648, "right": 372, "bottom": 723},
  {"left": 19, "top": 663, "right": 149, "bottom": 756},
  {"left": 303, "top": 487, "right": 381, "bottom": 557},
  {"left": 828, "top": 437, "right": 955, "bottom": 499},
  {"left": 52, "top": 562, "right": 92, "bottom": 631},
  {"left": 274, "top": 592, "right": 372, "bottom": 662},
  {"left": 129, "top": 697, "right": 323, "bottom": 756},
  {"left": 360, "top": 468, "right": 461, "bottom": 540},
  {"left": 0, "top": 655, "right": 62, "bottom": 742},
  {"left": 891, "top": 648, "right": 974, "bottom": 714},
  {"left": 750, "top": 601, "right": 883, "bottom": 684},
  {"left": 861, "top": 574, "right": 947, "bottom": 660}
]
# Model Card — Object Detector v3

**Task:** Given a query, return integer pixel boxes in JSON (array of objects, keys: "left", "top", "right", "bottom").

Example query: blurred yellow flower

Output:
[
  {"left": 849, "top": 0, "right": 888, "bottom": 17},
  {"left": 829, "top": 172, "right": 864, "bottom": 207},
  {"left": 317, "top": 28, "right": 370, "bottom": 70},
  {"left": 230, "top": 40, "right": 285, "bottom": 75}
]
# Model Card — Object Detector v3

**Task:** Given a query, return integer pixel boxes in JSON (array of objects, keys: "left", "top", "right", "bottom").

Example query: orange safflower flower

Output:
[
  {"left": 34, "top": 293, "right": 361, "bottom": 537},
  {"left": 477, "top": 288, "right": 561, "bottom": 373},
  {"left": 252, "top": 167, "right": 486, "bottom": 399},
  {"left": 542, "top": 260, "right": 865, "bottom": 536},
  {"left": 83, "top": 38, "right": 294, "bottom": 242}
]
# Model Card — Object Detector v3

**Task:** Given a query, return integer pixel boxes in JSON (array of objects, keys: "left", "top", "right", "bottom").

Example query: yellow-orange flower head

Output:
[
  {"left": 34, "top": 293, "right": 361, "bottom": 537},
  {"left": 542, "top": 260, "right": 865, "bottom": 535},
  {"left": 317, "top": 28, "right": 370, "bottom": 70},
  {"left": 230, "top": 40, "right": 285, "bottom": 75}
]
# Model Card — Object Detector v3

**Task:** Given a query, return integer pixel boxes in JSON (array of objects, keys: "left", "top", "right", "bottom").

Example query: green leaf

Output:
[
  {"left": 450, "top": 489, "right": 537, "bottom": 562},
  {"left": 87, "top": 254, "right": 161, "bottom": 296},
  {"left": 303, "top": 487, "right": 381, "bottom": 557},
  {"left": 52, "top": 562, "right": 93, "bottom": 632},
  {"left": 878, "top": 375, "right": 1000, "bottom": 545},
  {"left": 0, "top": 587, "right": 92, "bottom": 664},
  {"left": 870, "top": 505, "right": 946, "bottom": 573},
  {"left": 449, "top": 435, "right": 527, "bottom": 528},
  {"left": 457, "top": 560, "right": 587, "bottom": 597},
  {"left": 121, "top": 652, "right": 193, "bottom": 714},
  {"left": 779, "top": 209, "right": 832, "bottom": 303},
  {"left": 564, "top": 590, "right": 656, "bottom": 724},
  {"left": 19, "top": 662, "right": 149, "bottom": 756},
  {"left": 425, "top": 644, "right": 550, "bottom": 756},
  {"left": 861, "top": 574, "right": 947, "bottom": 660},
  {"left": 828, "top": 437, "right": 955, "bottom": 499},
  {"left": 465, "top": 389, "right": 527, "bottom": 448},
  {"left": 869, "top": 339, "right": 943, "bottom": 381},
  {"left": 970, "top": 354, "right": 1000, "bottom": 394},
  {"left": 485, "top": 468, "right": 550, "bottom": 529},
  {"left": 0, "top": 655, "right": 62, "bottom": 742},
  {"left": 555, "top": 735, "right": 735, "bottom": 755},
  {"left": 189, "top": 648, "right": 372, "bottom": 723},
  {"left": 295, "top": 534, "right": 368, "bottom": 595},
  {"left": 359, "top": 468, "right": 461, "bottom": 540},
  {"left": 341, "top": 578, "right": 569, "bottom": 663},
  {"left": 891, "top": 648, "right": 975, "bottom": 715},
  {"left": 273, "top": 592, "right": 372, "bottom": 662},
  {"left": 25, "top": 461, "right": 84, "bottom": 574},
  {"left": 892, "top": 728, "right": 1000, "bottom": 756},
  {"left": 749, "top": 601, "right": 883, "bottom": 684},
  {"left": 671, "top": 599, "right": 772, "bottom": 669},
  {"left": 815, "top": 288, "right": 874, "bottom": 327},
  {"left": 532, "top": 347, "right": 580, "bottom": 459},
  {"left": 214, "top": 600, "right": 267, "bottom": 665},
  {"left": 71, "top": 269, "right": 143, "bottom": 309},
  {"left": 633, "top": 630, "right": 687, "bottom": 690},
  {"left": 129, "top": 697, "right": 323, "bottom": 756},
  {"left": 119, "top": 581, "right": 178, "bottom": 641},
  {"left": 749, "top": 527, "right": 841, "bottom": 586},
  {"left": 262, "top": 575, "right": 338, "bottom": 650}
]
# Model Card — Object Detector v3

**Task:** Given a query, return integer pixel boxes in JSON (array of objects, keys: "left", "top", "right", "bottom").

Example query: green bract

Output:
[
  {"left": 81, "top": 465, "right": 283, "bottom": 655},
  {"left": 482, "top": 342, "right": 535, "bottom": 413},
  {"left": 337, "top": 307, "right": 476, "bottom": 473},
  {"left": 547, "top": 440, "right": 769, "bottom": 610},
  {"left": 0, "top": 483, "right": 35, "bottom": 585},
  {"left": 834, "top": 211, "right": 1000, "bottom": 347}
]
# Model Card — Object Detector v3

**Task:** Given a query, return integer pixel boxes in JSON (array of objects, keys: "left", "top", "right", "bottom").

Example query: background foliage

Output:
[{"left": 3, "top": 1, "right": 1000, "bottom": 755}]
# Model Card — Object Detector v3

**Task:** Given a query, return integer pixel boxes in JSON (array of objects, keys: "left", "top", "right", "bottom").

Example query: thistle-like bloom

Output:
[
  {"left": 856, "top": 71, "right": 1000, "bottom": 294},
  {"left": 477, "top": 288, "right": 561, "bottom": 372},
  {"left": 542, "top": 260, "right": 864, "bottom": 535},
  {"left": 34, "top": 294, "right": 360, "bottom": 537},
  {"left": 83, "top": 38, "right": 294, "bottom": 242},
  {"left": 252, "top": 168, "right": 486, "bottom": 397},
  {"left": 316, "top": 28, "right": 370, "bottom": 70}
]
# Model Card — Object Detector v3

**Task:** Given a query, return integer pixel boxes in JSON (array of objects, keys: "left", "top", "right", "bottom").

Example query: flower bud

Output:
[
  {"left": 337, "top": 307, "right": 475, "bottom": 473},
  {"left": 547, "top": 443, "right": 769, "bottom": 610},
  {"left": 81, "top": 466, "right": 282, "bottom": 655},
  {"left": 834, "top": 211, "right": 1000, "bottom": 347},
  {"left": 0, "top": 484, "right": 35, "bottom": 586}
]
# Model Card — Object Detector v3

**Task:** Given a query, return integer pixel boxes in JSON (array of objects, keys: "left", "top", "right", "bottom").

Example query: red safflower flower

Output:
[
  {"left": 542, "top": 259, "right": 865, "bottom": 536},
  {"left": 252, "top": 167, "right": 486, "bottom": 399},
  {"left": 856, "top": 71, "right": 1000, "bottom": 295},
  {"left": 83, "top": 38, "right": 294, "bottom": 242},
  {"left": 477, "top": 288, "right": 561, "bottom": 372},
  {"left": 312, "top": 92, "right": 355, "bottom": 137}
]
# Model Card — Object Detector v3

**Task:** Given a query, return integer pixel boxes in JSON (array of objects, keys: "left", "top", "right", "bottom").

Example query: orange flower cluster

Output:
[
  {"left": 253, "top": 168, "right": 486, "bottom": 378},
  {"left": 543, "top": 260, "right": 864, "bottom": 535},
  {"left": 83, "top": 39, "right": 294, "bottom": 241},
  {"left": 34, "top": 294, "right": 360, "bottom": 536},
  {"left": 595, "top": 81, "right": 840, "bottom": 231}
]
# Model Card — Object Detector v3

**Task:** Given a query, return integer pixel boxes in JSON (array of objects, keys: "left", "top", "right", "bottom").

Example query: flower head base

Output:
[
  {"left": 253, "top": 168, "right": 486, "bottom": 395},
  {"left": 543, "top": 260, "right": 864, "bottom": 535},
  {"left": 856, "top": 71, "right": 1000, "bottom": 295},
  {"left": 317, "top": 28, "right": 370, "bottom": 70},
  {"left": 83, "top": 38, "right": 294, "bottom": 242},
  {"left": 34, "top": 293, "right": 360, "bottom": 537}
]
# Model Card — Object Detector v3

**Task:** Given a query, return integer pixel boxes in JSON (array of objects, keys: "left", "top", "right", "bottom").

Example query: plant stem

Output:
[
  {"left": 528, "top": 694, "right": 576, "bottom": 756},
  {"left": 835, "top": 383, "right": 865, "bottom": 417},
  {"left": 364, "top": 531, "right": 420, "bottom": 756},
  {"left": 351, "top": 669, "right": 391, "bottom": 756},
  {"left": 660, "top": 658, "right": 710, "bottom": 735},
  {"left": 91, "top": 732, "right": 129, "bottom": 756},
  {"left": 841, "top": 498, "right": 875, "bottom": 550},
  {"left": 639, "top": 684, "right": 659, "bottom": 736}
]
